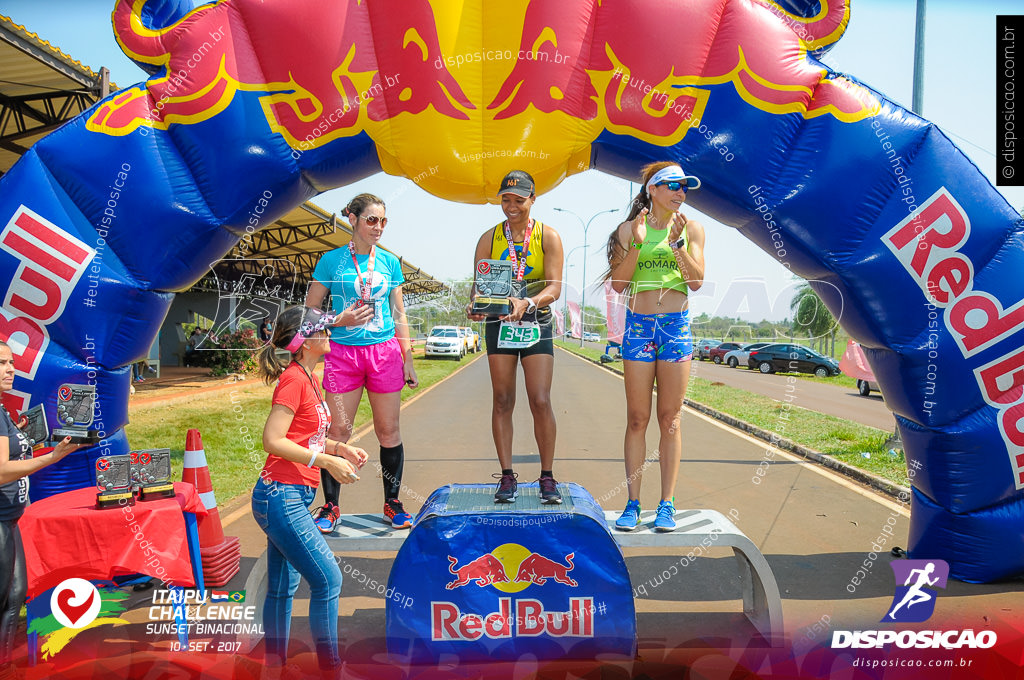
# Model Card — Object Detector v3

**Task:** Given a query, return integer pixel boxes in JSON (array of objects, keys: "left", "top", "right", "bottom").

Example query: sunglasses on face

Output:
[
  {"left": 655, "top": 181, "right": 688, "bottom": 193},
  {"left": 360, "top": 215, "right": 388, "bottom": 226}
]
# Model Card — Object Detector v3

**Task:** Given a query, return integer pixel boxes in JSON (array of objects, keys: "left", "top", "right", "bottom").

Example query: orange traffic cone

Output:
[
  {"left": 182, "top": 428, "right": 226, "bottom": 547},
  {"left": 182, "top": 428, "right": 240, "bottom": 586}
]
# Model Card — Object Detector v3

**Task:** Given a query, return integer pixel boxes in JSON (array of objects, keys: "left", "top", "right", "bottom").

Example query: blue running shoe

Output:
[
  {"left": 654, "top": 499, "right": 677, "bottom": 532},
  {"left": 384, "top": 498, "right": 413, "bottom": 529},
  {"left": 615, "top": 499, "right": 641, "bottom": 531},
  {"left": 313, "top": 503, "right": 340, "bottom": 534}
]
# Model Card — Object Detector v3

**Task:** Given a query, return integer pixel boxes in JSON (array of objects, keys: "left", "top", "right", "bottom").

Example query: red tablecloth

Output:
[{"left": 20, "top": 482, "right": 208, "bottom": 598}]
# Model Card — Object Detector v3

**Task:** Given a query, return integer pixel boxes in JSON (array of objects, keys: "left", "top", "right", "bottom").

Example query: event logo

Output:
[
  {"left": 29, "top": 578, "right": 130, "bottom": 660},
  {"left": 884, "top": 559, "right": 949, "bottom": 623},
  {"left": 445, "top": 544, "right": 576, "bottom": 592},
  {"left": 51, "top": 579, "right": 101, "bottom": 629}
]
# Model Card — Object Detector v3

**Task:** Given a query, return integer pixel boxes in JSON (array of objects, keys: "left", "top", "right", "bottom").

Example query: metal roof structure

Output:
[
  {"left": 191, "top": 200, "right": 448, "bottom": 305},
  {"left": 0, "top": 15, "right": 446, "bottom": 303},
  {"left": 0, "top": 14, "right": 114, "bottom": 175}
]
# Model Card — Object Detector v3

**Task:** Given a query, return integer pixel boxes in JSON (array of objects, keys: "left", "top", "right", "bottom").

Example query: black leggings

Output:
[
  {"left": 0, "top": 520, "right": 26, "bottom": 665},
  {"left": 320, "top": 443, "right": 405, "bottom": 505}
]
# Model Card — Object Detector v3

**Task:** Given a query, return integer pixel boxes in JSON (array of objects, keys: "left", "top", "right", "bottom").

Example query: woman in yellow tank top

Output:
[
  {"left": 604, "top": 162, "right": 706, "bottom": 532},
  {"left": 466, "top": 170, "right": 565, "bottom": 505}
]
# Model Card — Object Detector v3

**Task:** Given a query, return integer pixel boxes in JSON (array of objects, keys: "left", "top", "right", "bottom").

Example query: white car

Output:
[
  {"left": 582, "top": 331, "right": 600, "bottom": 342},
  {"left": 425, "top": 326, "right": 464, "bottom": 359},
  {"left": 722, "top": 342, "right": 772, "bottom": 368}
]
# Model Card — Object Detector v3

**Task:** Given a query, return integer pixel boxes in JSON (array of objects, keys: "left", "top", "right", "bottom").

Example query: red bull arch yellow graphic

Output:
[
  {"left": 1, "top": 0, "right": 1023, "bottom": 595},
  {"left": 85, "top": 0, "right": 877, "bottom": 203}
]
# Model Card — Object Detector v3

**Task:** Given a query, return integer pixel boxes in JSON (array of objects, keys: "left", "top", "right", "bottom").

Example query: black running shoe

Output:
[
  {"left": 538, "top": 475, "right": 562, "bottom": 504},
  {"left": 493, "top": 472, "right": 518, "bottom": 503}
]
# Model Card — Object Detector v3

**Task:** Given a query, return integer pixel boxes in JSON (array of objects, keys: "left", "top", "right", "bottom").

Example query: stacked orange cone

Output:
[{"left": 183, "top": 428, "right": 240, "bottom": 587}]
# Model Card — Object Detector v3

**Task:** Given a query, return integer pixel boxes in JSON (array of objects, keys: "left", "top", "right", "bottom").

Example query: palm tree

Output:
[{"left": 790, "top": 282, "right": 839, "bottom": 355}]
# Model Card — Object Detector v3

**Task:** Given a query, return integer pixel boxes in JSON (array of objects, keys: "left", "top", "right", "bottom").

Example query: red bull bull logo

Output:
[
  {"left": 85, "top": 0, "right": 877, "bottom": 203},
  {"left": 444, "top": 543, "right": 576, "bottom": 591},
  {"left": 436, "top": 544, "right": 590, "bottom": 640}
]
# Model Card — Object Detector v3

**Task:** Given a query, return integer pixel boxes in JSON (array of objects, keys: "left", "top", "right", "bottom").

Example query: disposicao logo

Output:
[
  {"left": 831, "top": 559, "right": 998, "bottom": 650},
  {"left": 884, "top": 559, "right": 948, "bottom": 623}
]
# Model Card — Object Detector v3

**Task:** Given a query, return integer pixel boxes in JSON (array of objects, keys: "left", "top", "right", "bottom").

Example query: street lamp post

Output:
[
  {"left": 554, "top": 207, "right": 618, "bottom": 346},
  {"left": 562, "top": 244, "right": 586, "bottom": 338}
]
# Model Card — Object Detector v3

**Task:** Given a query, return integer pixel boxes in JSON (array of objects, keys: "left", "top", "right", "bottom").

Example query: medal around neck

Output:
[
  {"left": 52, "top": 384, "right": 101, "bottom": 444},
  {"left": 473, "top": 259, "right": 514, "bottom": 316}
]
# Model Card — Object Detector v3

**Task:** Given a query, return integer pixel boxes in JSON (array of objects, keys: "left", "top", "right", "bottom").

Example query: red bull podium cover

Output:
[{"left": 385, "top": 483, "right": 635, "bottom": 663}]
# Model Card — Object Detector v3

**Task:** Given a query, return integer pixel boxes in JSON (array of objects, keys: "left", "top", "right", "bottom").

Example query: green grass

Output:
[
  {"left": 123, "top": 352, "right": 482, "bottom": 506},
  {"left": 555, "top": 341, "right": 908, "bottom": 488}
]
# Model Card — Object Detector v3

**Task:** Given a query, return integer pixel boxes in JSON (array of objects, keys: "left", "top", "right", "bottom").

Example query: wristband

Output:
[
  {"left": 333, "top": 441, "right": 340, "bottom": 456},
  {"left": 307, "top": 451, "right": 318, "bottom": 468},
  {"left": 629, "top": 239, "right": 642, "bottom": 250}
]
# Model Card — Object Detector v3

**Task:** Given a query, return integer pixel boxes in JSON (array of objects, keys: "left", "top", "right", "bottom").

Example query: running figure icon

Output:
[{"left": 887, "top": 562, "right": 939, "bottom": 620}]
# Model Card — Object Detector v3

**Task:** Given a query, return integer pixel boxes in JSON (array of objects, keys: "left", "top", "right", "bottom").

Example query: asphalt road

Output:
[
  {"left": 574, "top": 339, "right": 896, "bottom": 432},
  {"left": 689, "top": 358, "right": 897, "bottom": 432}
]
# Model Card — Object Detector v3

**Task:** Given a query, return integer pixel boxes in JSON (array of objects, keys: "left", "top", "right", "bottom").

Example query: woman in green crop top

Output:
[{"left": 603, "top": 161, "right": 706, "bottom": 532}]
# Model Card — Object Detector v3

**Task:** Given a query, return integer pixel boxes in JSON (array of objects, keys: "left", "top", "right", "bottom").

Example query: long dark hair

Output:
[
  {"left": 602, "top": 161, "right": 678, "bottom": 280},
  {"left": 256, "top": 306, "right": 307, "bottom": 384}
]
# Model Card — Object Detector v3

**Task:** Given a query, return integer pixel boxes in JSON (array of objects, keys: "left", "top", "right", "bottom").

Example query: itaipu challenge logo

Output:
[{"left": 884, "top": 559, "right": 949, "bottom": 623}]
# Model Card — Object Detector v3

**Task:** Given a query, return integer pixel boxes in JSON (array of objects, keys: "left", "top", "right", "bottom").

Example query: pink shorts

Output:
[{"left": 322, "top": 338, "right": 406, "bottom": 394}]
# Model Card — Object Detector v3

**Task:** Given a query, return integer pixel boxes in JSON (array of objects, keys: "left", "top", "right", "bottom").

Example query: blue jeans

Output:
[{"left": 251, "top": 479, "right": 342, "bottom": 672}]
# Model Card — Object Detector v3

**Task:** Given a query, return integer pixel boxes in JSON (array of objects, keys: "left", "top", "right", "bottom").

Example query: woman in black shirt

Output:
[{"left": 0, "top": 341, "right": 81, "bottom": 674}]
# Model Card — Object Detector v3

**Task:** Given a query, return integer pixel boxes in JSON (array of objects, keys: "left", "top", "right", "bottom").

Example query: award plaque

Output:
[
  {"left": 95, "top": 454, "right": 134, "bottom": 508},
  {"left": 21, "top": 404, "right": 48, "bottom": 447},
  {"left": 52, "top": 384, "right": 101, "bottom": 444},
  {"left": 472, "top": 259, "right": 514, "bottom": 316},
  {"left": 131, "top": 448, "right": 175, "bottom": 501}
]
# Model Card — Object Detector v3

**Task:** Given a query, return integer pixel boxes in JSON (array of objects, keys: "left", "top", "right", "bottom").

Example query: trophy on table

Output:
[
  {"left": 95, "top": 454, "right": 134, "bottom": 508},
  {"left": 131, "top": 448, "right": 175, "bottom": 501},
  {"left": 472, "top": 259, "right": 515, "bottom": 316},
  {"left": 51, "top": 384, "right": 102, "bottom": 444}
]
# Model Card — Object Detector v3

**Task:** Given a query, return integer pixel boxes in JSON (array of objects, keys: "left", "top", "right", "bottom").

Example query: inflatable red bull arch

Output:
[{"left": 1, "top": 0, "right": 1021, "bottom": 584}]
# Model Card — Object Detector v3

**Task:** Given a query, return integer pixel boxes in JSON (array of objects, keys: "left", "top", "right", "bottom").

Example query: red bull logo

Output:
[
  {"left": 444, "top": 543, "right": 576, "bottom": 591},
  {"left": 84, "top": 0, "right": 877, "bottom": 203},
  {"left": 87, "top": 0, "right": 472, "bottom": 149},
  {"left": 431, "top": 597, "right": 595, "bottom": 641}
]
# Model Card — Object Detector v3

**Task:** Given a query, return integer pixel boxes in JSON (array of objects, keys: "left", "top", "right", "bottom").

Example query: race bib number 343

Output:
[{"left": 497, "top": 321, "right": 541, "bottom": 349}]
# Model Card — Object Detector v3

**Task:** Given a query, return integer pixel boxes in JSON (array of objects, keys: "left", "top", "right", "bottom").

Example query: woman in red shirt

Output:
[{"left": 253, "top": 306, "right": 369, "bottom": 679}]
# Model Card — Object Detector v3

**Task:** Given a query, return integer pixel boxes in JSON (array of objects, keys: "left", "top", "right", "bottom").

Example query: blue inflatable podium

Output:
[{"left": 385, "top": 483, "right": 636, "bottom": 663}]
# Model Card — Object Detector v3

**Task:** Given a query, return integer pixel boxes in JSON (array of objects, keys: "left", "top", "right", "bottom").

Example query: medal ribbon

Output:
[
  {"left": 348, "top": 242, "right": 376, "bottom": 303},
  {"left": 502, "top": 219, "right": 534, "bottom": 282}
]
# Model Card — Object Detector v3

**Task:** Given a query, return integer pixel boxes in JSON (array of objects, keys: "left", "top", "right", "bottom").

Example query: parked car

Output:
[
  {"left": 722, "top": 342, "right": 772, "bottom": 368},
  {"left": 857, "top": 379, "right": 880, "bottom": 396},
  {"left": 582, "top": 331, "right": 601, "bottom": 342},
  {"left": 707, "top": 342, "right": 743, "bottom": 364},
  {"left": 747, "top": 343, "right": 841, "bottom": 377},
  {"left": 695, "top": 339, "right": 721, "bottom": 360},
  {"left": 425, "top": 326, "right": 464, "bottom": 359},
  {"left": 460, "top": 326, "right": 480, "bottom": 353}
]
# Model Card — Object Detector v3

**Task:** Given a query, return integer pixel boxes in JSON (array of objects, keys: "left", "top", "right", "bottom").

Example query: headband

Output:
[
  {"left": 646, "top": 165, "right": 701, "bottom": 192},
  {"left": 284, "top": 309, "right": 335, "bottom": 353}
]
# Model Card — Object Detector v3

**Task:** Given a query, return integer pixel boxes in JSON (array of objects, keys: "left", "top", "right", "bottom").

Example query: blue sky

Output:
[{"left": 3, "top": 0, "right": 1019, "bottom": 321}]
